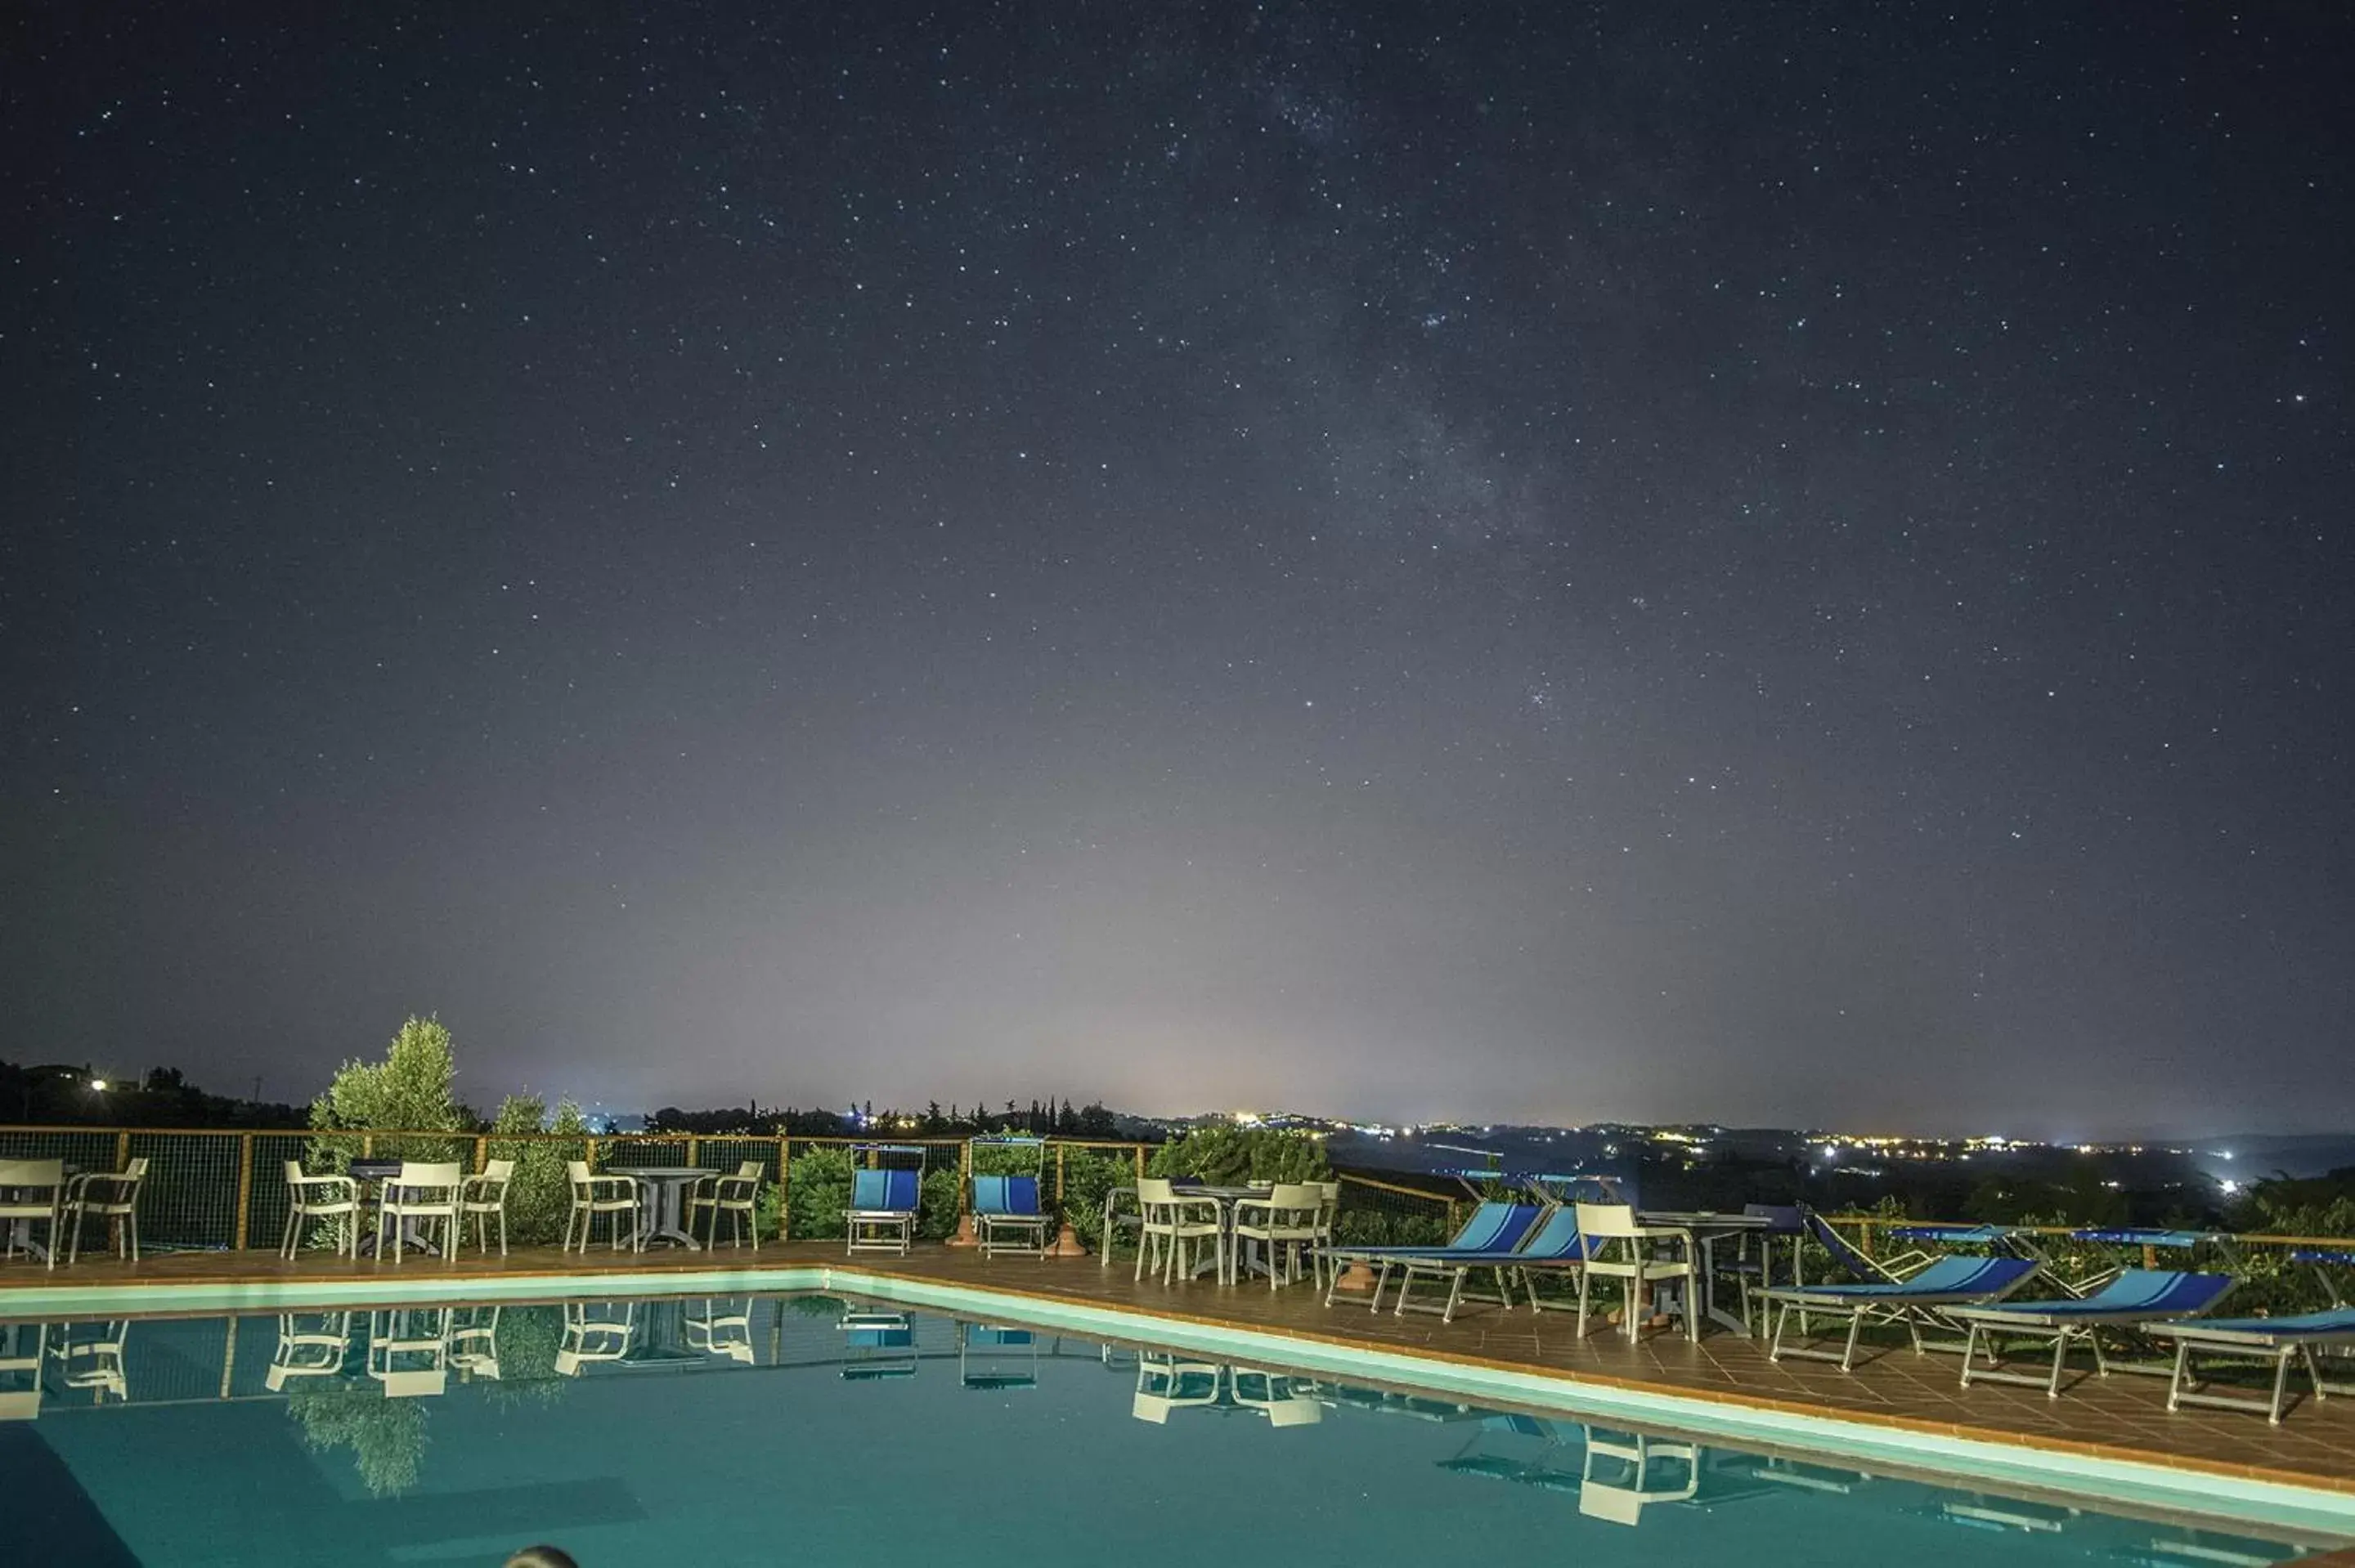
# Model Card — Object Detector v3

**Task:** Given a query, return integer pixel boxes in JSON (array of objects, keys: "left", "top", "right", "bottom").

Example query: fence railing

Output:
[{"left": 0, "top": 1123, "right": 1466, "bottom": 1257}]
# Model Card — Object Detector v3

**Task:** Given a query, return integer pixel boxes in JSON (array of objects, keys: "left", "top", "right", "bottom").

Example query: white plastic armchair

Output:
[
  {"left": 1231, "top": 1184, "right": 1326, "bottom": 1290},
  {"left": 63, "top": 1158, "right": 150, "bottom": 1264},
  {"left": 280, "top": 1162, "right": 361, "bottom": 1259},
  {"left": 1574, "top": 1203, "right": 1697, "bottom": 1342},
  {"left": 565, "top": 1160, "right": 641, "bottom": 1252},
  {"left": 459, "top": 1158, "right": 515, "bottom": 1256}
]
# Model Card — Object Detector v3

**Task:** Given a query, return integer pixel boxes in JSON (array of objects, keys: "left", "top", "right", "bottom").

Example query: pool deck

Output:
[{"left": 9, "top": 1239, "right": 2355, "bottom": 1509}]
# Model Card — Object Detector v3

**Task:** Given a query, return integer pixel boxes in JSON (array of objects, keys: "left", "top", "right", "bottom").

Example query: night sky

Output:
[{"left": 6, "top": 4, "right": 2349, "bottom": 1136}]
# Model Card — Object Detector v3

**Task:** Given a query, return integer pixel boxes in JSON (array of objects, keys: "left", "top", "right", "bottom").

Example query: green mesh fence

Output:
[{"left": 1331, "top": 1172, "right": 1456, "bottom": 1248}]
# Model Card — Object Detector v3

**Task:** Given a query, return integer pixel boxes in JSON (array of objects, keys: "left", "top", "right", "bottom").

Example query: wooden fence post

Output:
[
  {"left": 778, "top": 1136, "right": 791, "bottom": 1241},
  {"left": 473, "top": 1134, "right": 487, "bottom": 1174},
  {"left": 232, "top": 1133, "right": 255, "bottom": 1250},
  {"left": 1055, "top": 1142, "right": 1066, "bottom": 1203}
]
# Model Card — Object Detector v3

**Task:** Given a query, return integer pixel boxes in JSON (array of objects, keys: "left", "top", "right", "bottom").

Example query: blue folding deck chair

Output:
[
  {"left": 1321, "top": 1201, "right": 1546, "bottom": 1311},
  {"left": 1947, "top": 1268, "right": 2236, "bottom": 1399},
  {"left": 2149, "top": 1306, "right": 2355, "bottom": 1423},
  {"left": 845, "top": 1145, "right": 926, "bottom": 1255},
  {"left": 968, "top": 1136, "right": 1053, "bottom": 1259},
  {"left": 1390, "top": 1205, "right": 1595, "bottom": 1322},
  {"left": 1763, "top": 1252, "right": 2040, "bottom": 1371}
]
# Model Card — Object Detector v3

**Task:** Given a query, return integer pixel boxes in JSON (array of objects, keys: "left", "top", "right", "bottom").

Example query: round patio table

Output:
[
  {"left": 1634, "top": 1210, "right": 1776, "bottom": 1336},
  {"left": 603, "top": 1167, "right": 718, "bottom": 1250}
]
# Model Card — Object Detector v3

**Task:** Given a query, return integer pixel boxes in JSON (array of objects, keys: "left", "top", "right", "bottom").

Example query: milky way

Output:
[{"left": 5, "top": 4, "right": 2349, "bottom": 1134}]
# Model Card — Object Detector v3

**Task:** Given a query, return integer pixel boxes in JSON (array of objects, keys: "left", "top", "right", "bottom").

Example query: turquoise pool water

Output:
[{"left": 2, "top": 1293, "right": 2342, "bottom": 1566}]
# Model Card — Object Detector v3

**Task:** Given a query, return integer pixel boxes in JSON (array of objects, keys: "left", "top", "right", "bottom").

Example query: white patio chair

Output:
[
  {"left": 0, "top": 1160, "right": 65, "bottom": 1270},
  {"left": 280, "top": 1161, "right": 361, "bottom": 1258},
  {"left": 1574, "top": 1203, "right": 1696, "bottom": 1342},
  {"left": 1231, "top": 1183, "right": 1326, "bottom": 1290},
  {"left": 564, "top": 1159, "right": 640, "bottom": 1252},
  {"left": 459, "top": 1158, "right": 516, "bottom": 1255},
  {"left": 377, "top": 1161, "right": 463, "bottom": 1264},
  {"left": 62, "top": 1157, "right": 149, "bottom": 1263},
  {"left": 1135, "top": 1176, "right": 1223, "bottom": 1286},
  {"left": 689, "top": 1161, "right": 763, "bottom": 1251}
]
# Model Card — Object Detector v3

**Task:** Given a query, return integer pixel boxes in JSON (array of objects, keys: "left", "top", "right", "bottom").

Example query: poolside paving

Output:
[{"left": 8, "top": 1238, "right": 2354, "bottom": 1500}]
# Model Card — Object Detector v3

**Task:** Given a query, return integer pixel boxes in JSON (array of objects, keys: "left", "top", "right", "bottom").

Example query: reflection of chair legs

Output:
[
  {"left": 958, "top": 1323, "right": 1038, "bottom": 1389},
  {"left": 685, "top": 1298, "right": 756, "bottom": 1364},
  {"left": 1229, "top": 1366, "right": 1321, "bottom": 1426},
  {"left": 449, "top": 1305, "right": 501, "bottom": 1380},
  {"left": 47, "top": 1321, "right": 131, "bottom": 1403},
  {"left": 0, "top": 1324, "right": 47, "bottom": 1420},
  {"left": 267, "top": 1312, "right": 354, "bottom": 1392},
  {"left": 1131, "top": 1353, "right": 1224, "bottom": 1422},
  {"left": 1579, "top": 1427, "right": 1698, "bottom": 1525},
  {"left": 556, "top": 1302, "right": 638, "bottom": 1376},
  {"left": 837, "top": 1310, "right": 917, "bottom": 1380},
  {"left": 368, "top": 1308, "right": 452, "bottom": 1396}
]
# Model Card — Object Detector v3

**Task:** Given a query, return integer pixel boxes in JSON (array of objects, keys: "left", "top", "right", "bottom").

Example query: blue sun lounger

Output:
[
  {"left": 1762, "top": 1253, "right": 2040, "bottom": 1371},
  {"left": 1321, "top": 1201, "right": 1545, "bottom": 1311},
  {"left": 1388, "top": 1205, "right": 1595, "bottom": 1322},
  {"left": 846, "top": 1147, "right": 926, "bottom": 1256},
  {"left": 2148, "top": 1307, "right": 2355, "bottom": 1423},
  {"left": 1947, "top": 1268, "right": 2236, "bottom": 1398},
  {"left": 971, "top": 1175, "right": 1052, "bottom": 1259}
]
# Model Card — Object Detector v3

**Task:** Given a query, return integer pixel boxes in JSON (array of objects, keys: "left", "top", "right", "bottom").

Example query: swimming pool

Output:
[{"left": 5, "top": 1291, "right": 2346, "bottom": 1566}]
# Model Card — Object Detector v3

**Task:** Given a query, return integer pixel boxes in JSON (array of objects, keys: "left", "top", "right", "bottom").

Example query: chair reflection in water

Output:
[
  {"left": 45, "top": 1320, "right": 131, "bottom": 1404},
  {"left": 368, "top": 1308, "right": 452, "bottom": 1396},
  {"left": 1438, "top": 1413, "right": 1579, "bottom": 1487},
  {"left": 958, "top": 1323, "right": 1038, "bottom": 1390},
  {"left": 267, "top": 1312, "right": 355, "bottom": 1392},
  {"left": 1130, "top": 1353, "right": 1320, "bottom": 1426},
  {"left": 556, "top": 1302, "right": 638, "bottom": 1376},
  {"left": 449, "top": 1304, "right": 501, "bottom": 1380},
  {"left": 0, "top": 1323, "right": 47, "bottom": 1419},
  {"left": 1578, "top": 1427, "right": 1700, "bottom": 1525},
  {"left": 686, "top": 1298, "right": 757, "bottom": 1365},
  {"left": 838, "top": 1310, "right": 917, "bottom": 1380}
]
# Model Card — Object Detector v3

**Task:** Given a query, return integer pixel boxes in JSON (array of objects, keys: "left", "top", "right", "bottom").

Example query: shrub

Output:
[
  {"left": 1057, "top": 1149, "right": 1133, "bottom": 1250},
  {"left": 786, "top": 1146, "right": 854, "bottom": 1239},
  {"left": 1148, "top": 1126, "right": 1327, "bottom": 1185},
  {"left": 487, "top": 1095, "right": 590, "bottom": 1247}
]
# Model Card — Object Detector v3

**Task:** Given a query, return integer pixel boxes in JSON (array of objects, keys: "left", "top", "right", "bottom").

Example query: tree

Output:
[{"left": 308, "top": 1015, "right": 465, "bottom": 1167}]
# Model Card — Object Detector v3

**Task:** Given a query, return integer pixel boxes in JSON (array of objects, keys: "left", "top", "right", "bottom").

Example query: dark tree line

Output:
[
  {"left": 643, "top": 1095, "right": 1128, "bottom": 1139},
  {"left": 1, "top": 1060, "right": 304, "bottom": 1129}
]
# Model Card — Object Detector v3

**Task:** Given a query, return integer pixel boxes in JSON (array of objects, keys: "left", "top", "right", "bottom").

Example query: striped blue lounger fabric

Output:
[
  {"left": 1763, "top": 1254, "right": 2040, "bottom": 1372},
  {"left": 1321, "top": 1201, "right": 1545, "bottom": 1310},
  {"left": 1947, "top": 1268, "right": 2236, "bottom": 1398},
  {"left": 1386, "top": 1205, "right": 1594, "bottom": 1322},
  {"left": 2149, "top": 1306, "right": 2355, "bottom": 1423}
]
